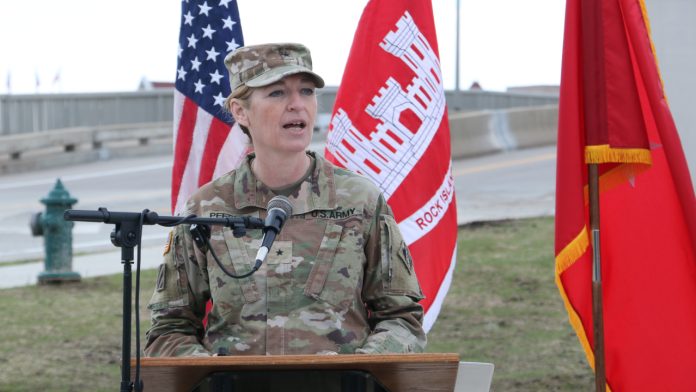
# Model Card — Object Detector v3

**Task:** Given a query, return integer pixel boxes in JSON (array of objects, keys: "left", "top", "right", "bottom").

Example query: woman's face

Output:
[{"left": 232, "top": 74, "right": 317, "bottom": 158}]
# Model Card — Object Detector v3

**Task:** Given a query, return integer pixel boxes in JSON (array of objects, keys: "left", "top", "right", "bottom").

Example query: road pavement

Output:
[{"left": 0, "top": 144, "right": 556, "bottom": 288}]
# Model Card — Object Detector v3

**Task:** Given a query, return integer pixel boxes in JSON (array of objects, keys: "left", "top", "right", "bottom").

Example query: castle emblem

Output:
[{"left": 327, "top": 11, "right": 446, "bottom": 199}]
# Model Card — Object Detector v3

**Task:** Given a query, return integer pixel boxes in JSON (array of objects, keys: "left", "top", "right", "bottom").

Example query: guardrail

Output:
[
  {"left": 0, "top": 105, "right": 559, "bottom": 175},
  {"left": 0, "top": 122, "right": 171, "bottom": 174}
]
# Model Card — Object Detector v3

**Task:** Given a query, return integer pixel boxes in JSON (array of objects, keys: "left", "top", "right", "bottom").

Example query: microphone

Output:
[{"left": 254, "top": 195, "right": 293, "bottom": 267}]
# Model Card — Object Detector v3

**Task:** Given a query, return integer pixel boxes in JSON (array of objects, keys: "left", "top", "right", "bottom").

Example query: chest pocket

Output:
[
  {"left": 304, "top": 222, "right": 362, "bottom": 309},
  {"left": 208, "top": 228, "right": 262, "bottom": 304}
]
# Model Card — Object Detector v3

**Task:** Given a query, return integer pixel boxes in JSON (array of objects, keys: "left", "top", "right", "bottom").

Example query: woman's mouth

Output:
[{"left": 283, "top": 121, "right": 306, "bottom": 130}]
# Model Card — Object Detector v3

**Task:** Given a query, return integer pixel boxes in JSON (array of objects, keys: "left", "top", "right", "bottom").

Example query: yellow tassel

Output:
[{"left": 585, "top": 145, "right": 652, "bottom": 164}]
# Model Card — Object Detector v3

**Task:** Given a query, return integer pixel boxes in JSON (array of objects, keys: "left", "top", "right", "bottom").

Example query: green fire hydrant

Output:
[{"left": 30, "top": 179, "right": 81, "bottom": 284}]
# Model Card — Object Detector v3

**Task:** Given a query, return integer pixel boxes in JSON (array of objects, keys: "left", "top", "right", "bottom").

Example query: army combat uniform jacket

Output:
[{"left": 145, "top": 152, "right": 426, "bottom": 356}]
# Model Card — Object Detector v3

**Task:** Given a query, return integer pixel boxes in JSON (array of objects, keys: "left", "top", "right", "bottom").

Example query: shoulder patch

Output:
[{"left": 163, "top": 230, "right": 173, "bottom": 256}]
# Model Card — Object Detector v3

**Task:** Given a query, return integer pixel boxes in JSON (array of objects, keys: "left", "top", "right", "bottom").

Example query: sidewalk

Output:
[{"left": 0, "top": 245, "right": 164, "bottom": 289}]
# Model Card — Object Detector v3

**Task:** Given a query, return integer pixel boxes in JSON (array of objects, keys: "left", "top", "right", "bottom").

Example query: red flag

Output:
[
  {"left": 325, "top": 0, "right": 457, "bottom": 332},
  {"left": 555, "top": 0, "right": 696, "bottom": 390},
  {"left": 171, "top": 0, "right": 250, "bottom": 214}
]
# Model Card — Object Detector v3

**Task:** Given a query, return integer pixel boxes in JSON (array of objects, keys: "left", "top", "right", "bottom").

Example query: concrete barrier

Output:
[
  {"left": 0, "top": 105, "right": 559, "bottom": 175},
  {"left": 0, "top": 122, "right": 171, "bottom": 174},
  {"left": 449, "top": 104, "right": 558, "bottom": 159},
  {"left": 449, "top": 111, "right": 506, "bottom": 158},
  {"left": 505, "top": 105, "right": 559, "bottom": 149}
]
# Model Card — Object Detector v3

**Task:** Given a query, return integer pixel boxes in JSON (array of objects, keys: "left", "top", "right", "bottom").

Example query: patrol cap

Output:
[{"left": 224, "top": 43, "right": 325, "bottom": 93}]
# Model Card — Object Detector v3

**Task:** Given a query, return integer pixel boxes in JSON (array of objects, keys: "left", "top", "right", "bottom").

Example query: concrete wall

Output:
[{"left": 644, "top": 0, "right": 696, "bottom": 185}]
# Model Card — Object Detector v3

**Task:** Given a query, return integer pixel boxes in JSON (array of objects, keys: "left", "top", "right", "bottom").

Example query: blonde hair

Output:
[{"left": 224, "top": 85, "right": 254, "bottom": 140}]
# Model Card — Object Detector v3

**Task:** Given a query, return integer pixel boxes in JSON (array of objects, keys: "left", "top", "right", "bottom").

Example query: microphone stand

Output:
[
  {"left": 113, "top": 217, "right": 138, "bottom": 392},
  {"left": 64, "top": 208, "right": 264, "bottom": 392}
]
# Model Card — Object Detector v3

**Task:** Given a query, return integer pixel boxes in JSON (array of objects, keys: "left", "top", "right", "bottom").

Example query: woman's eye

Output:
[
  {"left": 268, "top": 90, "right": 284, "bottom": 97},
  {"left": 301, "top": 88, "right": 315, "bottom": 96}
]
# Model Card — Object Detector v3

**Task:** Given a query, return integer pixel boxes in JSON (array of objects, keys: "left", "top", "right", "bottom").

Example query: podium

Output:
[{"left": 131, "top": 353, "right": 459, "bottom": 392}]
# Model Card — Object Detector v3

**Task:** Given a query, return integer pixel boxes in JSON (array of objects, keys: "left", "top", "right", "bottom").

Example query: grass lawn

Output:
[
  {"left": 0, "top": 216, "right": 594, "bottom": 391},
  {"left": 426, "top": 217, "right": 593, "bottom": 390}
]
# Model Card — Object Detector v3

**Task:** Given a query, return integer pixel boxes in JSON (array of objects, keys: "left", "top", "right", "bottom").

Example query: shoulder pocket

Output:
[{"left": 380, "top": 215, "right": 424, "bottom": 300}]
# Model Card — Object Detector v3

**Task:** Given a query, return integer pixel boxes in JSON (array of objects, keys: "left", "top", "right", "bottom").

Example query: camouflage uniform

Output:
[{"left": 145, "top": 152, "right": 426, "bottom": 356}]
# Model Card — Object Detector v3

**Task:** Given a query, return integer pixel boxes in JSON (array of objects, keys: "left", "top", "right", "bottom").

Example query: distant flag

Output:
[
  {"left": 325, "top": 0, "right": 457, "bottom": 332},
  {"left": 52, "top": 69, "right": 61, "bottom": 85},
  {"left": 171, "top": 0, "right": 249, "bottom": 214},
  {"left": 555, "top": 0, "right": 696, "bottom": 390},
  {"left": 34, "top": 70, "right": 40, "bottom": 92},
  {"left": 52, "top": 69, "right": 62, "bottom": 93},
  {"left": 5, "top": 71, "right": 10, "bottom": 93}
]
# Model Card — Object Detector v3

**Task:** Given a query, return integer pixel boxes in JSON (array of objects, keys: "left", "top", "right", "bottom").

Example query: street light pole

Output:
[{"left": 455, "top": 0, "right": 461, "bottom": 91}]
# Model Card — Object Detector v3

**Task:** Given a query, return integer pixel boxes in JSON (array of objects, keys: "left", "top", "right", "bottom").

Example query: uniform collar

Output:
[{"left": 233, "top": 151, "right": 337, "bottom": 214}]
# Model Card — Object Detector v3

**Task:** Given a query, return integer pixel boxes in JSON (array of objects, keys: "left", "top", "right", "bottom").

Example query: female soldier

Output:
[{"left": 145, "top": 43, "right": 426, "bottom": 357}]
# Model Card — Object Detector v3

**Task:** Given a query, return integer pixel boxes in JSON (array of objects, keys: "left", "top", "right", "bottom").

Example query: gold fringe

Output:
[
  {"left": 554, "top": 228, "right": 594, "bottom": 368},
  {"left": 638, "top": 0, "right": 652, "bottom": 37},
  {"left": 555, "top": 227, "right": 589, "bottom": 274},
  {"left": 555, "top": 226, "right": 614, "bottom": 392},
  {"left": 585, "top": 145, "right": 652, "bottom": 165},
  {"left": 637, "top": 0, "right": 668, "bottom": 105},
  {"left": 555, "top": 270, "right": 597, "bottom": 374}
]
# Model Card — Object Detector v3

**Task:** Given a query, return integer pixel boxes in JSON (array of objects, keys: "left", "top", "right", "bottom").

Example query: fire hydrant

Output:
[{"left": 30, "top": 179, "right": 81, "bottom": 284}]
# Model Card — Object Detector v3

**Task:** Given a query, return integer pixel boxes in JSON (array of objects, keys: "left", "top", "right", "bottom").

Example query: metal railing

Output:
[
  {"left": 0, "top": 88, "right": 558, "bottom": 135},
  {"left": 0, "top": 91, "right": 174, "bottom": 135}
]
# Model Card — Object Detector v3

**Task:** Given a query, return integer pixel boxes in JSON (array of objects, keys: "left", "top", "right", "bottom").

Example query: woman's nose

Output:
[{"left": 287, "top": 91, "right": 305, "bottom": 111}]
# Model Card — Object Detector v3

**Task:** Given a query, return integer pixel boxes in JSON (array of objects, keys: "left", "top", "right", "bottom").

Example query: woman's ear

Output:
[{"left": 229, "top": 100, "right": 250, "bottom": 128}]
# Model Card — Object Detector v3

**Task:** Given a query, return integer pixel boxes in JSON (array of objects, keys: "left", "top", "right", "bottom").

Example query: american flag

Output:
[{"left": 172, "top": 0, "right": 249, "bottom": 214}]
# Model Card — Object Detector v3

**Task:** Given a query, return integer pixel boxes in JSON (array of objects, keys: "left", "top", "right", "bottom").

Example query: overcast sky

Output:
[{"left": 0, "top": 0, "right": 566, "bottom": 94}]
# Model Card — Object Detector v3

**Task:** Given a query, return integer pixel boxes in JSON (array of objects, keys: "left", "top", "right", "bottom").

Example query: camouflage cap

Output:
[{"left": 224, "top": 43, "right": 325, "bottom": 93}]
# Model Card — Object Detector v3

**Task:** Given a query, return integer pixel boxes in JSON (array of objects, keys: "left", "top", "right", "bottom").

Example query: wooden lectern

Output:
[{"left": 131, "top": 353, "right": 459, "bottom": 391}]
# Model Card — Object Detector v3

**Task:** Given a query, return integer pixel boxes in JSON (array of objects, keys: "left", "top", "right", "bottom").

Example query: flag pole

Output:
[
  {"left": 581, "top": 0, "right": 607, "bottom": 389},
  {"left": 588, "top": 164, "right": 606, "bottom": 391}
]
